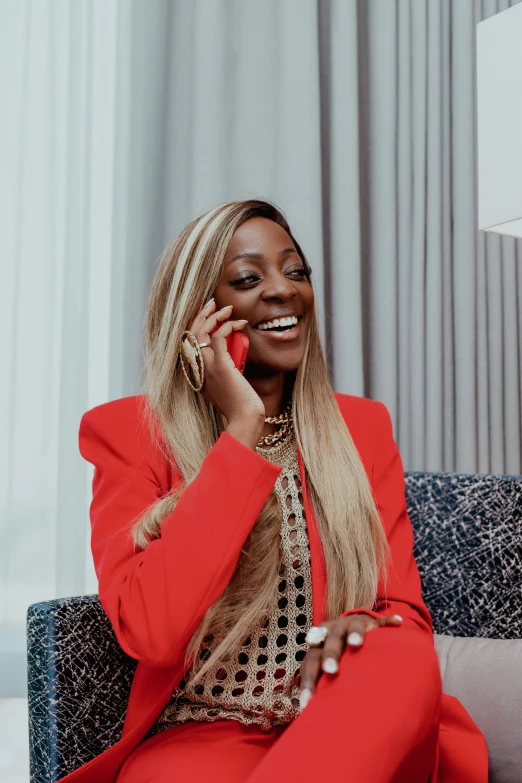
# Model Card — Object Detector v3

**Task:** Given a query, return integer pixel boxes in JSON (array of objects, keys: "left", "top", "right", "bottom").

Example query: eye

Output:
[
  {"left": 230, "top": 267, "right": 309, "bottom": 286},
  {"left": 230, "top": 274, "right": 261, "bottom": 285}
]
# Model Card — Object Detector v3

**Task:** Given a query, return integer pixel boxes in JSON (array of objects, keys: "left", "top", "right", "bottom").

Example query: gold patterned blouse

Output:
[{"left": 147, "top": 429, "right": 314, "bottom": 736}]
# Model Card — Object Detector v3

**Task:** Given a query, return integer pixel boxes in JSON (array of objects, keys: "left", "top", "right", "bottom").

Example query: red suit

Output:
[{"left": 58, "top": 393, "right": 488, "bottom": 782}]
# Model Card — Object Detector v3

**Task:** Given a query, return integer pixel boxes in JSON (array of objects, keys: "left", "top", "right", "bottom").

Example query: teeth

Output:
[{"left": 257, "top": 316, "right": 298, "bottom": 330}]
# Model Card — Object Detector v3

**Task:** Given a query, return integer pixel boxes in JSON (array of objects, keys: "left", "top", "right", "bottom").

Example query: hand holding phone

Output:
[
  {"left": 209, "top": 324, "right": 249, "bottom": 374},
  {"left": 184, "top": 299, "right": 263, "bottom": 430}
]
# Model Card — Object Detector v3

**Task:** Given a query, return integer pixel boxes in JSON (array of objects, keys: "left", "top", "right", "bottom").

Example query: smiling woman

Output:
[
  {"left": 211, "top": 216, "right": 315, "bottom": 407},
  {"left": 69, "top": 199, "right": 488, "bottom": 783}
]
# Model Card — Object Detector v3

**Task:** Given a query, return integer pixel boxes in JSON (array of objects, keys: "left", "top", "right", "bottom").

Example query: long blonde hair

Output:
[{"left": 132, "top": 199, "right": 389, "bottom": 687}]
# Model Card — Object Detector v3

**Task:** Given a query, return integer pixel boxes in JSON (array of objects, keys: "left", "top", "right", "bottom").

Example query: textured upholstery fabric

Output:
[
  {"left": 406, "top": 471, "right": 522, "bottom": 639},
  {"left": 26, "top": 470, "right": 522, "bottom": 782},
  {"left": 27, "top": 596, "right": 136, "bottom": 783}
]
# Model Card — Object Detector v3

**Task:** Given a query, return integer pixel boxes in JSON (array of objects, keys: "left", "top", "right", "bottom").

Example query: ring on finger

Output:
[
  {"left": 346, "top": 631, "right": 364, "bottom": 647},
  {"left": 305, "top": 625, "right": 328, "bottom": 647}
]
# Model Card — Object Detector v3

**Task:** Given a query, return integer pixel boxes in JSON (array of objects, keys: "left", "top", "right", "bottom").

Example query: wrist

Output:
[{"left": 226, "top": 417, "right": 264, "bottom": 451}]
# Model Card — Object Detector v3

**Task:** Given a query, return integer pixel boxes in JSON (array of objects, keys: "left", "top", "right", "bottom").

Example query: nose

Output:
[{"left": 261, "top": 269, "right": 299, "bottom": 301}]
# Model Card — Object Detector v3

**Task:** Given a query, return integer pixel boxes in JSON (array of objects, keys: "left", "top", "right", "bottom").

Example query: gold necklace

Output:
[{"left": 257, "top": 398, "right": 294, "bottom": 448}]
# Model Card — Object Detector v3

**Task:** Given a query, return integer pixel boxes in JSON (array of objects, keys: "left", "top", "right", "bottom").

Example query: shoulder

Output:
[
  {"left": 334, "top": 392, "right": 393, "bottom": 443},
  {"left": 334, "top": 393, "right": 398, "bottom": 485},
  {"left": 78, "top": 395, "right": 165, "bottom": 476},
  {"left": 80, "top": 394, "right": 146, "bottom": 428},
  {"left": 79, "top": 394, "right": 152, "bottom": 447}
]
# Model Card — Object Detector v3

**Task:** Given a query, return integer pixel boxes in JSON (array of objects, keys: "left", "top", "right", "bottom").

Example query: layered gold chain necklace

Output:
[{"left": 257, "top": 397, "right": 294, "bottom": 448}]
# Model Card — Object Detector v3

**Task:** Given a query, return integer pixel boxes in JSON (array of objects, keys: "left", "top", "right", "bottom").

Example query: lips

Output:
[
  {"left": 252, "top": 318, "right": 302, "bottom": 342},
  {"left": 254, "top": 315, "right": 302, "bottom": 330}
]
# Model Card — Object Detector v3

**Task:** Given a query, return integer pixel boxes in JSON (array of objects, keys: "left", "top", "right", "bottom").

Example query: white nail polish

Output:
[
  {"left": 393, "top": 614, "right": 403, "bottom": 622},
  {"left": 322, "top": 658, "right": 338, "bottom": 674},
  {"left": 347, "top": 632, "right": 363, "bottom": 646},
  {"left": 204, "top": 297, "right": 214, "bottom": 307},
  {"left": 299, "top": 688, "right": 312, "bottom": 711}
]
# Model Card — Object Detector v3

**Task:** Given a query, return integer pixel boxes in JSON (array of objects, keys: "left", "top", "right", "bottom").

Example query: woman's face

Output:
[{"left": 213, "top": 217, "right": 314, "bottom": 375}]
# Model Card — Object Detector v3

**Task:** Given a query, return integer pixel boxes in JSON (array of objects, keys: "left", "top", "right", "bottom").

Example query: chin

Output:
[{"left": 252, "top": 352, "right": 304, "bottom": 373}]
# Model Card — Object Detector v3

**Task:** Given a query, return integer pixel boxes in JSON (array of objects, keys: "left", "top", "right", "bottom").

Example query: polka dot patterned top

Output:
[{"left": 147, "top": 429, "right": 314, "bottom": 736}]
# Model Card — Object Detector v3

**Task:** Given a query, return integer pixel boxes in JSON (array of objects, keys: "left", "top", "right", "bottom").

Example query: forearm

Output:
[
  {"left": 226, "top": 415, "right": 264, "bottom": 450},
  {"left": 87, "top": 425, "right": 281, "bottom": 668}
]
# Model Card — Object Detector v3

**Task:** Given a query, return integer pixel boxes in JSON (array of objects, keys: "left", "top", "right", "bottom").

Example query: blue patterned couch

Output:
[{"left": 26, "top": 471, "right": 522, "bottom": 783}]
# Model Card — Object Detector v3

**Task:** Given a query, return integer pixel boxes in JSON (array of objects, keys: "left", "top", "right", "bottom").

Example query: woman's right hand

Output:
[{"left": 185, "top": 298, "right": 265, "bottom": 428}]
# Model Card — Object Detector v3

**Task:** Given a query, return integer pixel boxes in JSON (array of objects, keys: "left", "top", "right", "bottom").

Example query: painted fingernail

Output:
[
  {"left": 347, "top": 632, "right": 363, "bottom": 646},
  {"left": 322, "top": 658, "right": 338, "bottom": 674},
  {"left": 204, "top": 297, "right": 214, "bottom": 307},
  {"left": 220, "top": 304, "right": 233, "bottom": 311},
  {"left": 299, "top": 688, "right": 313, "bottom": 711},
  {"left": 393, "top": 615, "right": 403, "bottom": 622}
]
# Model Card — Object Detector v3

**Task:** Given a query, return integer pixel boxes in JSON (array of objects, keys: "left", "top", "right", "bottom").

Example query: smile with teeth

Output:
[{"left": 255, "top": 316, "right": 299, "bottom": 331}]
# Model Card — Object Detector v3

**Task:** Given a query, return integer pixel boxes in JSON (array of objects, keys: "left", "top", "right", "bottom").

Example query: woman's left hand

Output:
[{"left": 298, "top": 612, "right": 403, "bottom": 710}]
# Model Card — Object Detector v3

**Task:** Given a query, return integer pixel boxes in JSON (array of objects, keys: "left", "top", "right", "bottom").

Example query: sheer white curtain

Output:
[
  {"left": 0, "top": 0, "right": 170, "bottom": 698},
  {"left": 1, "top": 0, "right": 522, "bottom": 708}
]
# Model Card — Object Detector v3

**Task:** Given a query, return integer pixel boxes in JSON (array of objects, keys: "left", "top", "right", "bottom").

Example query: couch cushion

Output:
[
  {"left": 406, "top": 472, "right": 522, "bottom": 639},
  {"left": 435, "top": 634, "right": 522, "bottom": 783}
]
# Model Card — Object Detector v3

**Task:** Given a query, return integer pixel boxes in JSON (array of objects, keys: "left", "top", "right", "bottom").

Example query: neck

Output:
[
  {"left": 244, "top": 370, "right": 295, "bottom": 416},
  {"left": 244, "top": 370, "right": 295, "bottom": 440}
]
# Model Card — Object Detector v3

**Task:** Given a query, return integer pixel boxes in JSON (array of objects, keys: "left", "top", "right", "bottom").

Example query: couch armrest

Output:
[
  {"left": 435, "top": 634, "right": 522, "bottom": 783},
  {"left": 27, "top": 595, "right": 137, "bottom": 782}
]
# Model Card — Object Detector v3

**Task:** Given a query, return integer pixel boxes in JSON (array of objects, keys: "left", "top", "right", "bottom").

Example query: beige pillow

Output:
[{"left": 435, "top": 634, "right": 522, "bottom": 783}]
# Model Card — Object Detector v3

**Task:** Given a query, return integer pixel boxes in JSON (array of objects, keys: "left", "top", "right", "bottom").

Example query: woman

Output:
[{"left": 65, "top": 199, "right": 488, "bottom": 783}]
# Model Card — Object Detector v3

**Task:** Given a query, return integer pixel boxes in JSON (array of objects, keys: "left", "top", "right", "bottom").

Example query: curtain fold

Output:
[
  {"left": 1, "top": 0, "right": 521, "bottom": 702},
  {"left": 0, "top": 0, "right": 171, "bottom": 697}
]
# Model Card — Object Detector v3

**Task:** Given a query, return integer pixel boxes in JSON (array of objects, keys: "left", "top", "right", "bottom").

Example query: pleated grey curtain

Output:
[
  {"left": 2, "top": 0, "right": 522, "bottom": 702},
  {"left": 159, "top": 0, "right": 522, "bottom": 475}
]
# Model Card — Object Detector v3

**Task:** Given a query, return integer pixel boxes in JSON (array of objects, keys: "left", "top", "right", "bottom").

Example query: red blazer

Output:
[{"left": 58, "top": 393, "right": 487, "bottom": 782}]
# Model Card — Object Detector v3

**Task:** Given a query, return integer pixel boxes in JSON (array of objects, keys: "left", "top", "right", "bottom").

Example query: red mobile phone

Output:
[{"left": 209, "top": 325, "right": 249, "bottom": 374}]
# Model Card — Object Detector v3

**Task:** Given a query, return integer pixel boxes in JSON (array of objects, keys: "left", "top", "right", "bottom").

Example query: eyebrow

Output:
[{"left": 226, "top": 247, "right": 298, "bottom": 266}]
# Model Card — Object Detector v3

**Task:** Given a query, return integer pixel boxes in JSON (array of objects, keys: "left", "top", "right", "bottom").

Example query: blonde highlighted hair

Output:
[{"left": 133, "top": 199, "right": 389, "bottom": 688}]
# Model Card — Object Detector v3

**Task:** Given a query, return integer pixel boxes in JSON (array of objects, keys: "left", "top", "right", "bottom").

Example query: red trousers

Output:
[{"left": 117, "top": 628, "right": 441, "bottom": 783}]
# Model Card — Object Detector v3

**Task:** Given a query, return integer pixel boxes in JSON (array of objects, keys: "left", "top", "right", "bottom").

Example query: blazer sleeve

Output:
[
  {"left": 79, "top": 404, "right": 282, "bottom": 668},
  {"left": 341, "top": 401, "right": 433, "bottom": 640}
]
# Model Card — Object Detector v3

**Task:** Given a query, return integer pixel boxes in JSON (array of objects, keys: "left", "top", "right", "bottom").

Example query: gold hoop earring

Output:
[{"left": 179, "top": 330, "right": 205, "bottom": 392}]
